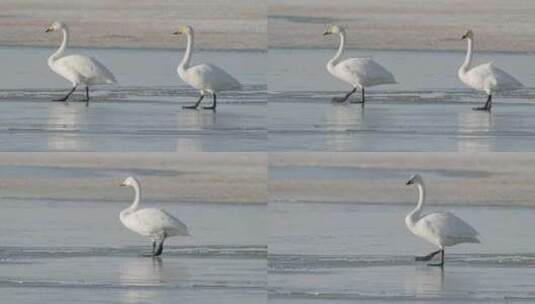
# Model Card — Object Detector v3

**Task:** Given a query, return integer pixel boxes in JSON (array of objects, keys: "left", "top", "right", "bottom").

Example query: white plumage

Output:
[
  {"left": 323, "top": 25, "right": 396, "bottom": 105},
  {"left": 174, "top": 25, "right": 241, "bottom": 110},
  {"left": 405, "top": 174, "right": 480, "bottom": 267},
  {"left": 46, "top": 21, "right": 117, "bottom": 106},
  {"left": 458, "top": 30, "right": 523, "bottom": 111},
  {"left": 119, "top": 176, "right": 189, "bottom": 257}
]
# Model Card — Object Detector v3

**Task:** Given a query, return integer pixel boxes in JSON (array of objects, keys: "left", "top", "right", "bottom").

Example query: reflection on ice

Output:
[
  {"left": 457, "top": 111, "right": 492, "bottom": 152},
  {"left": 46, "top": 103, "right": 88, "bottom": 151},
  {"left": 175, "top": 110, "right": 216, "bottom": 151}
]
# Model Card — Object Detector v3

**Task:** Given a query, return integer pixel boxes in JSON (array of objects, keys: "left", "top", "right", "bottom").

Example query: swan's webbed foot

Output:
[
  {"left": 331, "top": 97, "right": 347, "bottom": 103},
  {"left": 472, "top": 95, "right": 492, "bottom": 112},
  {"left": 426, "top": 249, "right": 444, "bottom": 267},
  {"left": 54, "top": 86, "right": 77, "bottom": 104},
  {"left": 427, "top": 262, "right": 444, "bottom": 268},
  {"left": 183, "top": 94, "right": 204, "bottom": 110},
  {"left": 331, "top": 88, "right": 357, "bottom": 103},
  {"left": 472, "top": 106, "right": 491, "bottom": 112},
  {"left": 415, "top": 249, "right": 441, "bottom": 261}
]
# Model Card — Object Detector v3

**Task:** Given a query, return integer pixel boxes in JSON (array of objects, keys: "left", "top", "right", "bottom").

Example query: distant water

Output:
[
  {"left": 0, "top": 199, "right": 266, "bottom": 304},
  {"left": 0, "top": 46, "right": 266, "bottom": 152},
  {"left": 269, "top": 202, "right": 535, "bottom": 303}
]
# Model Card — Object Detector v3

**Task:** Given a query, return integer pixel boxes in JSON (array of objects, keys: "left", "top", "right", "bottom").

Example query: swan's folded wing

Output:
[
  {"left": 56, "top": 55, "right": 117, "bottom": 84},
  {"left": 188, "top": 63, "right": 241, "bottom": 90},
  {"left": 419, "top": 212, "right": 480, "bottom": 244},
  {"left": 337, "top": 58, "right": 396, "bottom": 87},
  {"left": 467, "top": 63, "right": 523, "bottom": 91},
  {"left": 133, "top": 208, "right": 189, "bottom": 237}
]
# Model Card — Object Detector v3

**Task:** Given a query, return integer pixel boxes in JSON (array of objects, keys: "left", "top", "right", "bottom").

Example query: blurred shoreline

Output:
[
  {"left": 0, "top": 0, "right": 266, "bottom": 50},
  {"left": 0, "top": 153, "right": 267, "bottom": 204},
  {"left": 270, "top": 153, "right": 535, "bottom": 206}
]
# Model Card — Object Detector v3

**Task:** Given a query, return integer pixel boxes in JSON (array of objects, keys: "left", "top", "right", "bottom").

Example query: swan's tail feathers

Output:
[
  {"left": 463, "top": 236, "right": 481, "bottom": 244},
  {"left": 106, "top": 74, "right": 118, "bottom": 85},
  {"left": 228, "top": 78, "right": 242, "bottom": 91}
]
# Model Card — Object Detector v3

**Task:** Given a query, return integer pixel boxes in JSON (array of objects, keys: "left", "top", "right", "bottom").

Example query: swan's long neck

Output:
[
  {"left": 406, "top": 182, "right": 425, "bottom": 227},
  {"left": 178, "top": 32, "right": 193, "bottom": 73},
  {"left": 460, "top": 37, "right": 473, "bottom": 72},
  {"left": 126, "top": 181, "right": 142, "bottom": 212},
  {"left": 49, "top": 28, "right": 68, "bottom": 64},
  {"left": 328, "top": 31, "right": 345, "bottom": 68}
]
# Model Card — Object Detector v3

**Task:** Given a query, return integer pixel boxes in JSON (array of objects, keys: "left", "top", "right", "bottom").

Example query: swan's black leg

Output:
[
  {"left": 85, "top": 86, "right": 90, "bottom": 107},
  {"left": 153, "top": 238, "right": 165, "bottom": 257},
  {"left": 183, "top": 94, "right": 204, "bottom": 109},
  {"left": 473, "top": 94, "right": 492, "bottom": 111},
  {"left": 332, "top": 88, "right": 356, "bottom": 103},
  {"left": 54, "top": 86, "right": 77, "bottom": 103},
  {"left": 415, "top": 249, "right": 441, "bottom": 261},
  {"left": 427, "top": 249, "right": 444, "bottom": 267},
  {"left": 351, "top": 88, "right": 365, "bottom": 105},
  {"left": 204, "top": 93, "right": 217, "bottom": 110}
]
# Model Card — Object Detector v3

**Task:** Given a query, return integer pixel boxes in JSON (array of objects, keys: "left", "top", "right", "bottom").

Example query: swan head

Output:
[
  {"left": 45, "top": 21, "right": 66, "bottom": 33},
  {"left": 120, "top": 176, "right": 140, "bottom": 188},
  {"left": 406, "top": 174, "right": 423, "bottom": 186},
  {"left": 173, "top": 25, "right": 193, "bottom": 36},
  {"left": 323, "top": 25, "right": 345, "bottom": 36},
  {"left": 461, "top": 30, "right": 474, "bottom": 40}
]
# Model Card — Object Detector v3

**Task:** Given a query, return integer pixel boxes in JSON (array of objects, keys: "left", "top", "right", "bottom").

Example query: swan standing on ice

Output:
[
  {"left": 173, "top": 25, "right": 241, "bottom": 110},
  {"left": 459, "top": 30, "right": 523, "bottom": 111},
  {"left": 323, "top": 25, "right": 396, "bottom": 106},
  {"left": 405, "top": 174, "right": 480, "bottom": 267},
  {"left": 119, "top": 177, "right": 190, "bottom": 257},
  {"left": 45, "top": 21, "right": 117, "bottom": 106}
]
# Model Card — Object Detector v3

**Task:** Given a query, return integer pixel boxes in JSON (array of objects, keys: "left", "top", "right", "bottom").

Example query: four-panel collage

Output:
[{"left": 1, "top": 0, "right": 535, "bottom": 303}]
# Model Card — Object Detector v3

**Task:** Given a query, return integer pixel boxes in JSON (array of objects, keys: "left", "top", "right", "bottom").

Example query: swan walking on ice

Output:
[
  {"left": 323, "top": 25, "right": 396, "bottom": 106},
  {"left": 458, "top": 30, "right": 523, "bottom": 111},
  {"left": 119, "top": 177, "right": 190, "bottom": 257},
  {"left": 45, "top": 22, "right": 117, "bottom": 107},
  {"left": 405, "top": 174, "right": 480, "bottom": 267},
  {"left": 174, "top": 25, "right": 241, "bottom": 110},
  {"left": 45, "top": 21, "right": 117, "bottom": 106}
]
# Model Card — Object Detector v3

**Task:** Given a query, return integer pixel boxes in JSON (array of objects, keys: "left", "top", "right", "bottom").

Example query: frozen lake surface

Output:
[
  {"left": 0, "top": 46, "right": 266, "bottom": 152},
  {"left": 0, "top": 199, "right": 266, "bottom": 304},
  {"left": 269, "top": 202, "right": 535, "bottom": 303},
  {"left": 269, "top": 49, "right": 535, "bottom": 152}
]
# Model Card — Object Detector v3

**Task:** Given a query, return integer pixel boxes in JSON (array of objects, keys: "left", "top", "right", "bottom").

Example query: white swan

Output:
[
  {"left": 173, "top": 25, "right": 241, "bottom": 110},
  {"left": 405, "top": 174, "right": 480, "bottom": 267},
  {"left": 45, "top": 21, "right": 117, "bottom": 106},
  {"left": 323, "top": 25, "right": 396, "bottom": 106},
  {"left": 119, "top": 177, "right": 190, "bottom": 257},
  {"left": 459, "top": 30, "right": 523, "bottom": 111}
]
